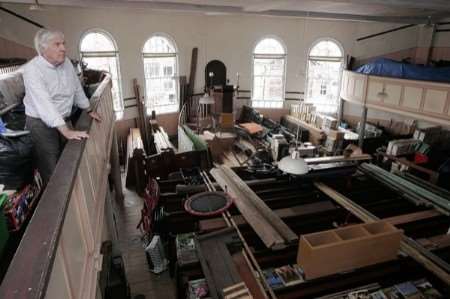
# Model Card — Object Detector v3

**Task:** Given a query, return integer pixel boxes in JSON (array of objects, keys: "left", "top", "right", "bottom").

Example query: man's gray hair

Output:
[{"left": 34, "top": 29, "right": 64, "bottom": 55}]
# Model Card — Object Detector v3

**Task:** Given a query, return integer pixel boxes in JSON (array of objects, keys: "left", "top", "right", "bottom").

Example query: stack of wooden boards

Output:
[
  {"left": 150, "top": 123, "right": 176, "bottom": 154},
  {"left": 210, "top": 165, "right": 298, "bottom": 249}
]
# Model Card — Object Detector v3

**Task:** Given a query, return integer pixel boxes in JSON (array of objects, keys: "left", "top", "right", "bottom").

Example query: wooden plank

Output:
[
  {"left": 211, "top": 166, "right": 298, "bottom": 249},
  {"left": 314, "top": 181, "right": 450, "bottom": 286},
  {"left": 418, "top": 235, "right": 450, "bottom": 250},
  {"left": 220, "top": 166, "right": 298, "bottom": 243},
  {"left": 230, "top": 253, "right": 264, "bottom": 299},
  {"left": 304, "top": 154, "right": 372, "bottom": 165},
  {"left": 187, "top": 47, "right": 198, "bottom": 98},
  {"left": 199, "top": 201, "right": 337, "bottom": 233},
  {"left": 383, "top": 210, "right": 442, "bottom": 226},
  {"left": 211, "top": 168, "right": 285, "bottom": 249},
  {"left": 223, "top": 280, "right": 254, "bottom": 299},
  {"left": 196, "top": 228, "right": 242, "bottom": 299}
]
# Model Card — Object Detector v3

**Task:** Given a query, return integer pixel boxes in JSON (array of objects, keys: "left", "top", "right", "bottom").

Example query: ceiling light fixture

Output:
[
  {"left": 278, "top": 126, "right": 309, "bottom": 175},
  {"left": 278, "top": 150, "right": 309, "bottom": 175}
]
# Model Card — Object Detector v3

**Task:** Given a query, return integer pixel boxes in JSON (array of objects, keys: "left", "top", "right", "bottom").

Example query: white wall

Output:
[
  {"left": 0, "top": 4, "right": 362, "bottom": 120},
  {"left": 352, "top": 22, "right": 419, "bottom": 60},
  {"left": 3, "top": 4, "right": 448, "bottom": 125}
]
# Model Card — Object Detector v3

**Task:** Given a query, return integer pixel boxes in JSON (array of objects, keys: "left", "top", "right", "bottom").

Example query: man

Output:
[{"left": 23, "top": 29, "right": 101, "bottom": 185}]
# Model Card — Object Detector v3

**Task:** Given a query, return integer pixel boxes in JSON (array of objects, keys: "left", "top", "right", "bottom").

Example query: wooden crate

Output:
[{"left": 297, "top": 221, "right": 403, "bottom": 279}]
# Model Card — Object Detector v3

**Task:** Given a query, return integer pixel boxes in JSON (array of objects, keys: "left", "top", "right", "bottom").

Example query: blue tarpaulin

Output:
[{"left": 355, "top": 58, "right": 450, "bottom": 83}]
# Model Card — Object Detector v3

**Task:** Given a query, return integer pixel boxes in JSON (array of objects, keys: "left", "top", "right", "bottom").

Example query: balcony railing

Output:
[{"left": 0, "top": 74, "right": 116, "bottom": 299}]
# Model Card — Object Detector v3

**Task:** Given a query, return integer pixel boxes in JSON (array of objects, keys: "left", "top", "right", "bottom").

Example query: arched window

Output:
[
  {"left": 80, "top": 30, "right": 123, "bottom": 118},
  {"left": 306, "top": 39, "right": 344, "bottom": 115},
  {"left": 252, "top": 37, "right": 286, "bottom": 108},
  {"left": 142, "top": 34, "right": 179, "bottom": 114}
]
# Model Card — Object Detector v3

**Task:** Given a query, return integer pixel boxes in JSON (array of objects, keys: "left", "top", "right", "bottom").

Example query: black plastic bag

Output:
[{"left": 0, "top": 134, "right": 33, "bottom": 190}]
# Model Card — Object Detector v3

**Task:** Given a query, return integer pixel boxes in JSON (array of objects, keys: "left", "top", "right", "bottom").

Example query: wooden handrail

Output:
[{"left": 0, "top": 74, "right": 114, "bottom": 299}]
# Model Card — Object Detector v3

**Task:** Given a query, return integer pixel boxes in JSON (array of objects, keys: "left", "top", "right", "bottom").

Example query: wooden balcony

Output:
[{"left": 0, "top": 74, "right": 119, "bottom": 299}]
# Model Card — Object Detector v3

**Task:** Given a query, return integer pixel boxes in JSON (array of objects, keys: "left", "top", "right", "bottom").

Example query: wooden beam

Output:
[
  {"left": 305, "top": 154, "right": 372, "bottom": 165},
  {"left": 231, "top": 252, "right": 267, "bottom": 299},
  {"left": 210, "top": 166, "right": 297, "bottom": 249},
  {"left": 314, "top": 182, "right": 450, "bottom": 285},
  {"left": 196, "top": 228, "right": 243, "bottom": 299},
  {"left": 316, "top": 0, "right": 450, "bottom": 12},
  {"left": 221, "top": 166, "right": 298, "bottom": 242},
  {"left": 200, "top": 203, "right": 440, "bottom": 233},
  {"left": 243, "top": 0, "right": 295, "bottom": 12},
  {"left": 418, "top": 234, "right": 450, "bottom": 250},
  {"left": 383, "top": 210, "right": 442, "bottom": 226},
  {"left": 199, "top": 201, "right": 337, "bottom": 233},
  {"left": 211, "top": 167, "right": 285, "bottom": 249}
]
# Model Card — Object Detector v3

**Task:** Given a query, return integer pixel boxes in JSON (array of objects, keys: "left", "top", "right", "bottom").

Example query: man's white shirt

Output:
[{"left": 23, "top": 56, "right": 90, "bottom": 128}]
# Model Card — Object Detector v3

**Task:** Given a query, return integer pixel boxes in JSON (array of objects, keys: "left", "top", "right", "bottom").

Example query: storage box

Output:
[{"left": 297, "top": 221, "right": 402, "bottom": 279}]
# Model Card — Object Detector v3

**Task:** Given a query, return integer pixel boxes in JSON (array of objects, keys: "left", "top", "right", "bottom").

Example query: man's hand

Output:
[
  {"left": 88, "top": 111, "right": 102, "bottom": 122},
  {"left": 57, "top": 125, "right": 89, "bottom": 140}
]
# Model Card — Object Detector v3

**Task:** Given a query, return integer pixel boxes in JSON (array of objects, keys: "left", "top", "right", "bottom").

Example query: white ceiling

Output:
[{"left": 3, "top": 0, "right": 450, "bottom": 23}]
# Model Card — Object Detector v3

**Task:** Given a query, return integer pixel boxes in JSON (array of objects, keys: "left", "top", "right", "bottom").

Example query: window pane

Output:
[
  {"left": 252, "top": 57, "right": 284, "bottom": 103},
  {"left": 144, "top": 57, "right": 176, "bottom": 78},
  {"left": 80, "top": 31, "right": 123, "bottom": 115},
  {"left": 306, "top": 60, "right": 342, "bottom": 114},
  {"left": 266, "top": 77, "right": 283, "bottom": 100},
  {"left": 254, "top": 58, "right": 284, "bottom": 76},
  {"left": 143, "top": 36, "right": 176, "bottom": 54},
  {"left": 310, "top": 40, "right": 342, "bottom": 58},
  {"left": 253, "top": 76, "right": 265, "bottom": 100},
  {"left": 143, "top": 54, "right": 178, "bottom": 114},
  {"left": 83, "top": 56, "right": 123, "bottom": 112},
  {"left": 80, "top": 32, "right": 116, "bottom": 52},
  {"left": 254, "top": 38, "right": 285, "bottom": 55}
]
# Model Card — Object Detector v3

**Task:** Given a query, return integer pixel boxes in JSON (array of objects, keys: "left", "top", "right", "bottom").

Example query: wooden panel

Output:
[
  {"left": 342, "top": 70, "right": 450, "bottom": 126},
  {"left": 60, "top": 197, "right": 88, "bottom": 299},
  {"left": 423, "top": 89, "right": 448, "bottom": 114},
  {"left": 85, "top": 140, "right": 99, "bottom": 197},
  {"left": 384, "top": 83, "right": 402, "bottom": 106},
  {"left": 0, "top": 36, "right": 36, "bottom": 59},
  {"left": 348, "top": 75, "right": 355, "bottom": 99},
  {"left": 79, "top": 158, "right": 97, "bottom": 225},
  {"left": 45, "top": 249, "right": 73, "bottom": 299},
  {"left": 354, "top": 77, "right": 365, "bottom": 99},
  {"left": 402, "top": 86, "right": 423, "bottom": 110},
  {"left": 0, "top": 75, "right": 115, "bottom": 299},
  {"left": 340, "top": 70, "right": 366, "bottom": 104},
  {"left": 340, "top": 71, "right": 348, "bottom": 99},
  {"left": 73, "top": 176, "right": 95, "bottom": 253},
  {"left": 367, "top": 80, "right": 383, "bottom": 103}
]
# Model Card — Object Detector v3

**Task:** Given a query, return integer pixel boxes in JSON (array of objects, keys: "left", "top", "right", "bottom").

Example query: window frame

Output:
[
  {"left": 141, "top": 33, "right": 179, "bottom": 115},
  {"left": 251, "top": 36, "right": 287, "bottom": 109},
  {"left": 79, "top": 29, "right": 124, "bottom": 119},
  {"left": 305, "top": 38, "right": 345, "bottom": 116}
]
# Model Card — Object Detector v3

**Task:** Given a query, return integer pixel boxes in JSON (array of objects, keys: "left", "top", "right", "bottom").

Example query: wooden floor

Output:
[{"left": 115, "top": 182, "right": 176, "bottom": 299}]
